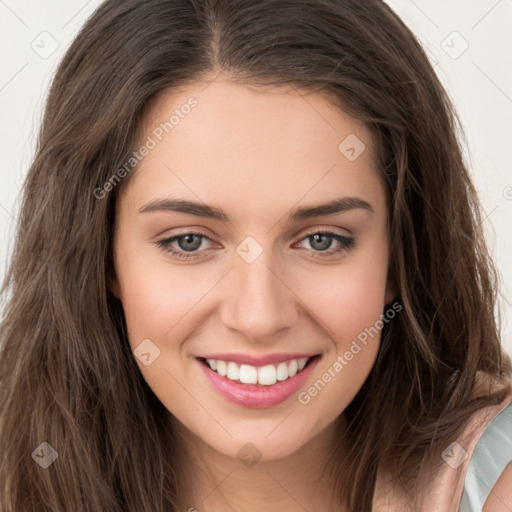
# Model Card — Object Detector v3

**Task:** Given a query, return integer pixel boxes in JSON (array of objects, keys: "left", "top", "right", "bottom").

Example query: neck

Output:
[{"left": 170, "top": 414, "right": 349, "bottom": 512}]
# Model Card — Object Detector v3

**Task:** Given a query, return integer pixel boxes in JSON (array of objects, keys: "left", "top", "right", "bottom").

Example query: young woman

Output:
[{"left": 1, "top": 0, "right": 511, "bottom": 511}]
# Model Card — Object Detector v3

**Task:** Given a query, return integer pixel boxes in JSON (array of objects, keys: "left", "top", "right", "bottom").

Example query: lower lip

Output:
[{"left": 197, "top": 355, "right": 321, "bottom": 408}]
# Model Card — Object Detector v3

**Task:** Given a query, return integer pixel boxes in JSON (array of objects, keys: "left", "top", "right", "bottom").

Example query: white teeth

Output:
[
  {"left": 288, "top": 359, "right": 298, "bottom": 377},
  {"left": 226, "top": 362, "right": 239, "bottom": 380},
  {"left": 276, "top": 362, "right": 289, "bottom": 381},
  {"left": 205, "top": 356, "right": 312, "bottom": 385},
  {"left": 239, "top": 364, "right": 258, "bottom": 384},
  {"left": 216, "top": 360, "right": 227, "bottom": 377},
  {"left": 258, "top": 364, "right": 277, "bottom": 386}
]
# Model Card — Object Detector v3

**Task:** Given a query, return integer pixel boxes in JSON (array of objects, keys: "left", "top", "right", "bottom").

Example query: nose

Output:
[{"left": 219, "top": 250, "right": 299, "bottom": 343}]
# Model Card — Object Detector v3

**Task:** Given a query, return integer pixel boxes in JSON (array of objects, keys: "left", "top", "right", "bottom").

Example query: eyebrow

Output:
[{"left": 138, "top": 196, "right": 374, "bottom": 222}]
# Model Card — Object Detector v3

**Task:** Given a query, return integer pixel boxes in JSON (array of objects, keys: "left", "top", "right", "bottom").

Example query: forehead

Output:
[{"left": 119, "top": 78, "right": 385, "bottom": 218}]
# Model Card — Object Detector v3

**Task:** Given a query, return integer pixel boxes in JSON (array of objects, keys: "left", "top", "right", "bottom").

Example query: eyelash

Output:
[{"left": 155, "top": 229, "right": 356, "bottom": 260}]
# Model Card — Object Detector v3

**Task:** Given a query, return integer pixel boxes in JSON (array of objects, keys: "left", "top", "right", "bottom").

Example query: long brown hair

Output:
[{"left": 1, "top": 0, "right": 510, "bottom": 510}]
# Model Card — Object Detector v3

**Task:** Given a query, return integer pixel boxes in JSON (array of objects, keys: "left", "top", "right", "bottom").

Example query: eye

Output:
[
  {"left": 295, "top": 230, "right": 355, "bottom": 257},
  {"left": 155, "top": 231, "right": 215, "bottom": 259},
  {"left": 155, "top": 229, "right": 356, "bottom": 260}
]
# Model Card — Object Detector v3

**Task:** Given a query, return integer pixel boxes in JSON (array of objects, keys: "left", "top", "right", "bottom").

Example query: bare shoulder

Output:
[{"left": 482, "top": 462, "right": 512, "bottom": 511}]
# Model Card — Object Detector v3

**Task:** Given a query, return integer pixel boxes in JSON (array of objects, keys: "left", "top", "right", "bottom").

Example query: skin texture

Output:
[
  {"left": 111, "top": 74, "right": 396, "bottom": 511},
  {"left": 483, "top": 463, "right": 512, "bottom": 512}
]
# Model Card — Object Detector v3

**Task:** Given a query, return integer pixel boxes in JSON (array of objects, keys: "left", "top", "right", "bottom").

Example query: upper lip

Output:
[{"left": 198, "top": 352, "right": 319, "bottom": 367}]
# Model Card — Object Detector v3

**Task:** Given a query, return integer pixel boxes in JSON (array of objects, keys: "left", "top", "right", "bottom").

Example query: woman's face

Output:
[{"left": 111, "top": 75, "right": 395, "bottom": 462}]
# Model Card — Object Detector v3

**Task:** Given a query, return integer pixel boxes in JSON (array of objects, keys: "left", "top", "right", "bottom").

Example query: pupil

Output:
[
  {"left": 179, "top": 234, "right": 201, "bottom": 251},
  {"left": 311, "top": 234, "right": 331, "bottom": 251}
]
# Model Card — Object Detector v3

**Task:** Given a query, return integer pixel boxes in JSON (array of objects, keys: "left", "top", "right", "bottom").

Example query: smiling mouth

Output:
[{"left": 197, "top": 355, "right": 321, "bottom": 386}]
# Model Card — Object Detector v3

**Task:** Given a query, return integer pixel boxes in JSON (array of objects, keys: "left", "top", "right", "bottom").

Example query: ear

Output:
[
  {"left": 384, "top": 269, "right": 397, "bottom": 306},
  {"left": 108, "top": 272, "right": 122, "bottom": 300}
]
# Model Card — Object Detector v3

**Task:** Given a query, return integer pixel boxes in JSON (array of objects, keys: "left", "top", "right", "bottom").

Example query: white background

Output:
[{"left": 1, "top": 0, "right": 511, "bottom": 355}]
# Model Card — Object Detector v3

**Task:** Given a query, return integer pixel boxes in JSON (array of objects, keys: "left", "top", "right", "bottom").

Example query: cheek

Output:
[
  {"left": 115, "top": 260, "right": 203, "bottom": 403},
  {"left": 291, "top": 248, "right": 388, "bottom": 404},
  {"left": 296, "top": 268, "right": 386, "bottom": 415},
  {"left": 296, "top": 256, "right": 389, "bottom": 344},
  {"left": 116, "top": 252, "right": 212, "bottom": 346}
]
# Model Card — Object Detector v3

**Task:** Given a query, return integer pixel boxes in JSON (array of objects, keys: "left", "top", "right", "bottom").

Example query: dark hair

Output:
[{"left": 1, "top": 0, "right": 510, "bottom": 510}]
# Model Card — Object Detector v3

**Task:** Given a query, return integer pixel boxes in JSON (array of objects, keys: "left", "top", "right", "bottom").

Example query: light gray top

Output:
[{"left": 458, "top": 402, "right": 512, "bottom": 511}]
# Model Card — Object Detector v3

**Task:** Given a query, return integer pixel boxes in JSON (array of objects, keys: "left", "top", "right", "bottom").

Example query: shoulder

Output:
[
  {"left": 373, "top": 371, "right": 512, "bottom": 512},
  {"left": 482, "top": 463, "right": 512, "bottom": 511},
  {"left": 460, "top": 401, "right": 512, "bottom": 511}
]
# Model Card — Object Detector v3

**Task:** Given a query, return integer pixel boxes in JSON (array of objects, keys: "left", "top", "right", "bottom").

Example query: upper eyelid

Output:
[
  {"left": 158, "top": 227, "right": 352, "bottom": 244},
  {"left": 158, "top": 228, "right": 354, "bottom": 253},
  {"left": 161, "top": 222, "right": 353, "bottom": 238},
  {"left": 299, "top": 227, "right": 353, "bottom": 239}
]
